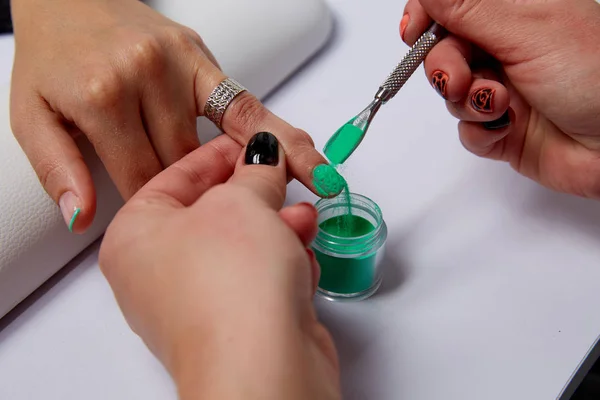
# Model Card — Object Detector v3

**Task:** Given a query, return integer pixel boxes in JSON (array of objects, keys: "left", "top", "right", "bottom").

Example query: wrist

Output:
[{"left": 166, "top": 313, "right": 313, "bottom": 400}]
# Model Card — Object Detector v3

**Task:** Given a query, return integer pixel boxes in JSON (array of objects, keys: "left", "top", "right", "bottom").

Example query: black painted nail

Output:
[
  {"left": 483, "top": 110, "right": 511, "bottom": 130},
  {"left": 245, "top": 132, "right": 279, "bottom": 166}
]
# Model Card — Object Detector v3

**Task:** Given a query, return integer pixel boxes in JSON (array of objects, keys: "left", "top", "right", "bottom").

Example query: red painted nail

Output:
[{"left": 400, "top": 14, "right": 410, "bottom": 41}]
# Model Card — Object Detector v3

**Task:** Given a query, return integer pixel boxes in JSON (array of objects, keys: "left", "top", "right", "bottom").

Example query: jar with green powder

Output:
[{"left": 312, "top": 193, "right": 387, "bottom": 301}]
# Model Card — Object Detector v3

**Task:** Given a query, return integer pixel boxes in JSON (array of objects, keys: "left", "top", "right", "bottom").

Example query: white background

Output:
[{"left": 2, "top": 0, "right": 600, "bottom": 399}]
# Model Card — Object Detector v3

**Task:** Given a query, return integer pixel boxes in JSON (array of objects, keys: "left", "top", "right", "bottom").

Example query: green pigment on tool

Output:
[{"left": 324, "top": 122, "right": 365, "bottom": 166}]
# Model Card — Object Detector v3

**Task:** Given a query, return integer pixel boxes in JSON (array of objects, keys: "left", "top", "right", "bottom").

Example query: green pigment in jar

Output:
[{"left": 312, "top": 193, "right": 387, "bottom": 301}]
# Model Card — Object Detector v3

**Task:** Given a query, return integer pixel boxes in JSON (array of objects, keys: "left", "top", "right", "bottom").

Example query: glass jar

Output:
[{"left": 312, "top": 193, "right": 387, "bottom": 301}]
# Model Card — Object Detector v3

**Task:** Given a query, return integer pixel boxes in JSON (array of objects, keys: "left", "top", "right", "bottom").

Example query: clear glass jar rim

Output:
[{"left": 313, "top": 193, "right": 387, "bottom": 256}]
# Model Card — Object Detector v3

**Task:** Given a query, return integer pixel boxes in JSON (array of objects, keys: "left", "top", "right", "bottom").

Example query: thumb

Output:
[
  {"left": 415, "top": 0, "right": 538, "bottom": 60},
  {"left": 228, "top": 131, "right": 287, "bottom": 210}
]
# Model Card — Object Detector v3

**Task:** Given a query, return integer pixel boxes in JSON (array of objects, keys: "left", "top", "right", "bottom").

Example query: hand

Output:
[
  {"left": 99, "top": 132, "right": 340, "bottom": 400},
  {"left": 10, "top": 0, "right": 329, "bottom": 233},
  {"left": 401, "top": 0, "right": 600, "bottom": 198}
]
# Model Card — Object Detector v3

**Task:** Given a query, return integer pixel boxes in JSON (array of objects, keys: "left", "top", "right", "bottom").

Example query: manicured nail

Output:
[
  {"left": 431, "top": 70, "right": 449, "bottom": 99},
  {"left": 483, "top": 109, "right": 511, "bottom": 130},
  {"left": 59, "top": 191, "right": 81, "bottom": 233},
  {"left": 312, "top": 164, "right": 346, "bottom": 197},
  {"left": 297, "top": 202, "right": 318, "bottom": 220},
  {"left": 400, "top": 14, "right": 410, "bottom": 41},
  {"left": 245, "top": 132, "right": 279, "bottom": 166},
  {"left": 470, "top": 88, "right": 496, "bottom": 113}
]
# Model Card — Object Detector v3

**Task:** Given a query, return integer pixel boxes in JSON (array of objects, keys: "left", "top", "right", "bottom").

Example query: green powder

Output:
[
  {"left": 339, "top": 182, "right": 354, "bottom": 232},
  {"left": 324, "top": 123, "right": 365, "bottom": 165},
  {"left": 319, "top": 214, "right": 373, "bottom": 237},
  {"left": 312, "top": 164, "right": 346, "bottom": 197},
  {"left": 315, "top": 215, "right": 377, "bottom": 294}
]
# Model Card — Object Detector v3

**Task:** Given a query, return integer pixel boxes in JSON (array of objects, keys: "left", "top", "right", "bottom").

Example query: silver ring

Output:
[{"left": 204, "top": 78, "right": 247, "bottom": 130}]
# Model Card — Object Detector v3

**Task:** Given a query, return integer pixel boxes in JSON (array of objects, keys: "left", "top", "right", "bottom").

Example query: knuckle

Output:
[
  {"left": 182, "top": 27, "right": 204, "bottom": 45},
  {"left": 131, "top": 35, "right": 162, "bottom": 65},
  {"left": 291, "top": 128, "right": 315, "bottom": 149},
  {"left": 227, "top": 93, "right": 270, "bottom": 132},
  {"left": 82, "top": 72, "right": 123, "bottom": 109},
  {"left": 163, "top": 27, "right": 198, "bottom": 53},
  {"left": 445, "top": 0, "right": 484, "bottom": 25},
  {"left": 34, "top": 157, "right": 66, "bottom": 191},
  {"left": 294, "top": 129, "right": 315, "bottom": 147},
  {"left": 285, "top": 128, "right": 317, "bottom": 160},
  {"left": 203, "top": 184, "right": 241, "bottom": 210},
  {"left": 171, "top": 161, "right": 212, "bottom": 190}
]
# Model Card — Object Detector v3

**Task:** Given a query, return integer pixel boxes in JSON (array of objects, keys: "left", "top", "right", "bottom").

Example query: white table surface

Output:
[{"left": 2, "top": 1, "right": 600, "bottom": 399}]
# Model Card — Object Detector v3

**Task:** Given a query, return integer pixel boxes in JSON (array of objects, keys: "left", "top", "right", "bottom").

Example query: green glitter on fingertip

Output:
[
  {"left": 312, "top": 164, "right": 346, "bottom": 197},
  {"left": 68, "top": 208, "right": 81, "bottom": 233}
]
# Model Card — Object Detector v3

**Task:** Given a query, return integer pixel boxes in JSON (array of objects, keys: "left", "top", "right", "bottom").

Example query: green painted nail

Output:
[
  {"left": 68, "top": 208, "right": 81, "bottom": 233},
  {"left": 312, "top": 164, "right": 346, "bottom": 197}
]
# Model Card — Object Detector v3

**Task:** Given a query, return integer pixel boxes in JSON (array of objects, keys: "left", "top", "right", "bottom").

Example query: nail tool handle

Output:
[{"left": 375, "top": 22, "right": 447, "bottom": 104}]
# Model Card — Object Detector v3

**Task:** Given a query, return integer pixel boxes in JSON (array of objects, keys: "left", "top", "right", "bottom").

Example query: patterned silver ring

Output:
[{"left": 204, "top": 77, "right": 247, "bottom": 130}]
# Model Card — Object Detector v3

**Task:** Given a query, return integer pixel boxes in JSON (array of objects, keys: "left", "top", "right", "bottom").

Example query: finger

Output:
[
  {"left": 424, "top": 35, "right": 472, "bottom": 102},
  {"left": 401, "top": 0, "right": 432, "bottom": 45},
  {"left": 446, "top": 76, "right": 509, "bottom": 122},
  {"left": 306, "top": 248, "right": 321, "bottom": 297},
  {"left": 132, "top": 134, "right": 241, "bottom": 208},
  {"left": 71, "top": 78, "right": 163, "bottom": 200},
  {"left": 279, "top": 202, "right": 319, "bottom": 247},
  {"left": 139, "top": 65, "right": 200, "bottom": 167},
  {"left": 228, "top": 131, "right": 287, "bottom": 210},
  {"left": 191, "top": 56, "right": 335, "bottom": 197},
  {"left": 458, "top": 107, "right": 514, "bottom": 159},
  {"left": 11, "top": 95, "right": 95, "bottom": 233},
  {"left": 279, "top": 202, "right": 320, "bottom": 295}
]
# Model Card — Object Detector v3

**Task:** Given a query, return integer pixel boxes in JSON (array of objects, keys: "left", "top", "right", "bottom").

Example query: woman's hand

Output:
[
  {"left": 401, "top": 0, "right": 600, "bottom": 198},
  {"left": 99, "top": 132, "right": 340, "bottom": 400},
  {"left": 10, "top": 0, "right": 329, "bottom": 233}
]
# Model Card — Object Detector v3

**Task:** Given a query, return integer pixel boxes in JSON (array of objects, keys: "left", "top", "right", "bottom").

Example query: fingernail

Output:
[
  {"left": 470, "top": 88, "right": 496, "bottom": 113},
  {"left": 297, "top": 202, "right": 318, "bottom": 220},
  {"left": 483, "top": 109, "right": 511, "bottom": 130},
  {"left": 431, "top": 70, "right": 449, "bottom": 99},
  {"left": 312, "top": 164, "right": 346, "bottom": 197},
  {"left": 245, "top": 132, "right": 279, "bottom": 166},
  {"left": 400, "top": 14, "right": 410, "bottom": 41},
  {"left": 59, "top": 191, "right": 81, "bottom": 233}
]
